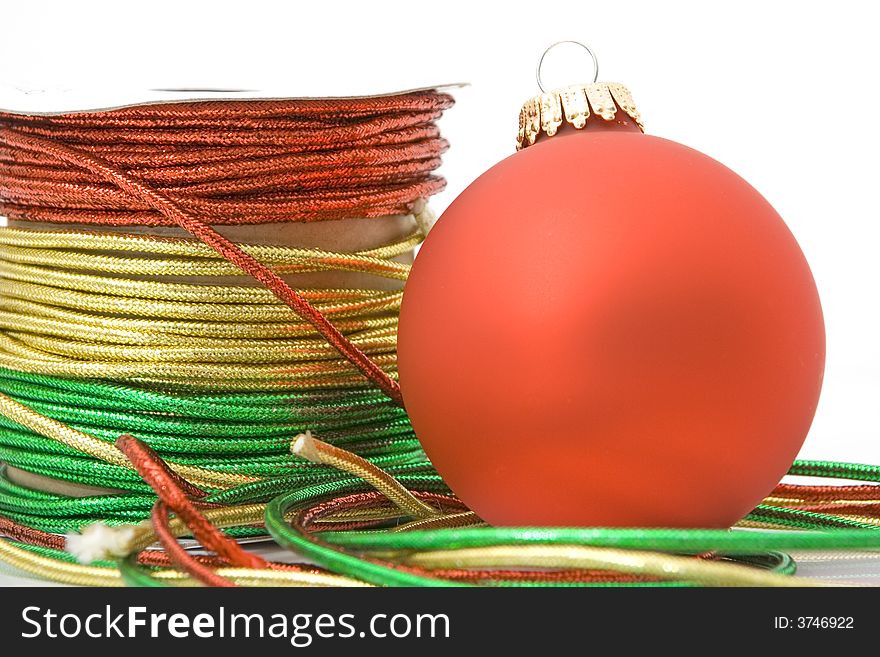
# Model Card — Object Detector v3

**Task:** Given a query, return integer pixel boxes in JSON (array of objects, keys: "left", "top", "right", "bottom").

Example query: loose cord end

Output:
[
  {"left": 412, "top": 198, "right": 438, "bottom": 238},
  {"left": 65, "top": 522, "right": 140, "bottom": 564},
  {"left": 291, "top": 431, "right": 438, "bottom": 519},
  {"left": 291, "top": 430, "right": 322, "bottom": 463}
]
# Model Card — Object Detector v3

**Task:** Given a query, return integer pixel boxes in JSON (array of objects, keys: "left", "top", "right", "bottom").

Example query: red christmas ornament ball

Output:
[{"left": 398, "top": 128, "right": 825, "bottom": 528}]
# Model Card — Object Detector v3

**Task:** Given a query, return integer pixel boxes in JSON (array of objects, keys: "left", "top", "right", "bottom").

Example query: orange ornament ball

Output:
[{"left": 398, "top": 114, "right": 825, "bottom": 528}]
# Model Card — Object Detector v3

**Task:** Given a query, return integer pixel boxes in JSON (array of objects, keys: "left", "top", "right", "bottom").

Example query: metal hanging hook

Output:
[{"left": 536, "top": 40, "right": 599, "bottom": 93}]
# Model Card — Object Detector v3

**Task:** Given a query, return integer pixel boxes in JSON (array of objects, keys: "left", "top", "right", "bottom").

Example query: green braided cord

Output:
[
  {"left": 9, "top": 541, "right": 794, "bottom": 589},
  {"left": 789, "top": 460, "right": 880, "bottom": 482},
  {"left": 0, "top": 367, "right": 423, "bottom": 482},
  {"left": 259, "top": 461, "right": 880, "bottom": 586},
  {"left": 0, "top": 460, "right": 444, "bottom": 533},
  {"left": 318, "top": 525, "right": 880, "bottom": 554},
  {"left": 2, "top": 459, "right": 874, "bottom": 584},
  {"left": 0, "top": 365, "right": 427, "bottom": 531},
  {"left": 748, "top": 504, "right": 880, "bottom": 530},
  {"left": 0, "top": 367, "right": 878, "bottom": 586},
  {"left": 0, "top": 369, "right": 407, "bottom": 423},
  {"left": 0, "top": 441, "right": 423, "bottom": 484},
  {"left": 113, "top": 550, "right": 796, "bottom": 589},
  {"left": 0, "top": 505, "right": 267, "bottom": 536},
  {"left": 118, "top": 554, "right": 167, "bottom": 587}
]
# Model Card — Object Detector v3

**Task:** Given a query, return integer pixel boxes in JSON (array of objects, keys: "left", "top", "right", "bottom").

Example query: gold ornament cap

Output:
[
  {"left": 516, "top": 82, "right": 644, "bottom": 149},
  {"left": 516, "top": 42, "right": 644, "bottom": 149}
]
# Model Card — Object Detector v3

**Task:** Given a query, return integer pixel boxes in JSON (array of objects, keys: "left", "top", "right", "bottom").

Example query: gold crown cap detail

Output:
[{"left": 516, "top": 82, "right": 644, "bottom": 150}]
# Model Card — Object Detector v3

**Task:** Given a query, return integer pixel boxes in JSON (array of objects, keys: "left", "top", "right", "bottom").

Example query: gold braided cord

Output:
[
  {"left": 292, "top": 432, "right": 438, "bottom": 519},
  {"left": 153, "top": 568, "right": 371, "bottom": 587},
  {"left": 0, "top": 259, "right": 410, "bottom": 302},
  {"left": 0, "top": 298, "right": 399, "bottom": 340},
  {"left": 1, "top": 279, "right": 402, "bottom": 320},
  {"left": 0, "top": 501, "right": 370, "bottom": 587},
  {"left": 734, "top": 519, "right": 792, "bottom": 530},
  {"left": 765, "top": 496, "right": 880, "bottom": 507},
  {"left": 0, "top": 339, "right": 398, "bottom": 389},
  {"left": 177, "top": 570, "right": 361, "bottom": 587},
  {"left": 0, "top": 225, "right": 420, "bottom": 261},
  {"left": 788, "top": 550, "right": 880, "bottom": 562},
  {"left": 387, "top": 545, "right": 834, "bottom": 588},
  {"left": 127, "top": 503, "right": 269, "bottom": 553},
  {"left": 0, "top": 539, "right": 370, "bottom": 588},
  {"left": 2, "top": 327, "right": 397, "bottom": 364},
  {"left": 0, "top": 225, "right": 407, "bottom": 390},
  {"left": 0, "top": 388, "right": 871, "bottom": 588},
  {"left": 0, "top": 538, "right": 122, "bottom": 586},
  {"left": 0, "top": 243, "right": 413, "bottom": 280},
  {"left": 321, "top": 505, "right": 411, "bottom": 523},
  {"left": 391, "top": 511, "right": 484, "bottom": 532},
  {"left": 0, "top": 393, "right": 255, "bottom": 488},
  {"left": 0, "top": 316, "right": 396, "bottom": 351}
]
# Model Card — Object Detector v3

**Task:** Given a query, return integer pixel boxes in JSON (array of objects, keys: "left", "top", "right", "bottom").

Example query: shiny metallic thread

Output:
[{"left": 0, "top": 95, "right": 879, "bottom": 586}]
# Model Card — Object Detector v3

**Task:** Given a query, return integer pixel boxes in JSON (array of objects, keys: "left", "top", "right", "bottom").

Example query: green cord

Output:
[
  {"left": 118, "top": 554, "right": 166, "bottom": 587},
  {"left": 317, "top": 524, "right": 880, "bottom": 554},
  {"left": 2, "top": 457, "right": 875, "bottom": 585},
  {"left": 0, "top": 367, "right": 425, "bottom": 530},
  {"left": 6, "top": 542, "right": 797, "bottom": 589},
  {"left": 261, "top": 462, "right": 880, "bottom": 586},
  {"left": 1, "top": 368, "right": 878, "bottom": 586},
  {"left": 0, "top": 369, "right": 406, "bottom": 423}
]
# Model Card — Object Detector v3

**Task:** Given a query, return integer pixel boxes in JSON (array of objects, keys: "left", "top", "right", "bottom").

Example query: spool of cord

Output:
[
  {"left": 1, "top": 91, "right": 880, "bottom": 588},
  {"left": 0, "top": 92, "right": 451, "bottom": 531}
]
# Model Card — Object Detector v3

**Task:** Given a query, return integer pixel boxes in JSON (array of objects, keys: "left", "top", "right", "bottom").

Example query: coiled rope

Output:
[
  {"left": 0, "top": 93, "right": 879, "bottom": 587},
  {"left": 0, "top": 93, "right": 446, "bottom": 535}
]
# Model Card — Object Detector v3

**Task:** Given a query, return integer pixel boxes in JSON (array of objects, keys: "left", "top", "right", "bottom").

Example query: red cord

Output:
[
  {"left": 0, "top": 93, "right": 453, "bottom": 402},
  {"left": 771, "top": 483, "right": 880, "bottom": 501},
  {"left": 0, "top": 94, "right": 451, "bottom": 225},
  {"left": 150, "top": 500, "right": 237, "bottom": 587},
  {"left": 116, "top": 435, "right": 268, "bottom": 575}
]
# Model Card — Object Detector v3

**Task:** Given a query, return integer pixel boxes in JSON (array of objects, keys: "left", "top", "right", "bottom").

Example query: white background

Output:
[{"left": 0, "top": 0, "right": 879, "bottom": 584}]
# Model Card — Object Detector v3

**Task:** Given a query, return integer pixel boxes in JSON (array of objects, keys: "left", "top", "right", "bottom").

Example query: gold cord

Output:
[{"left": 0, "top": 393, "right": 255, "bottom": 488}]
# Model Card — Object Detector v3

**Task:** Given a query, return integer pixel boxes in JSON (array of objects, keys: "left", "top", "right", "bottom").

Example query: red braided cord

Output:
[
  {"left": 0, "top": 93, "right": 452, "bottom": 402},
  {"left": 0, "top": 513, "right": 660, "bottom": 583},
  {"left": 0, "top": 128, "right": 405, "bottom": 401},
  {"left": 0, "top": 94, "right": 451, "bottom": 225},
  {"left": 150, "top": 500, "right": 236, "bottom": 587},
  {"left": 116, "top": 435, "right": 268, "bottom": 571},
  {"left": 771, "top": 483, "right": 880, "bottom": 501}
]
